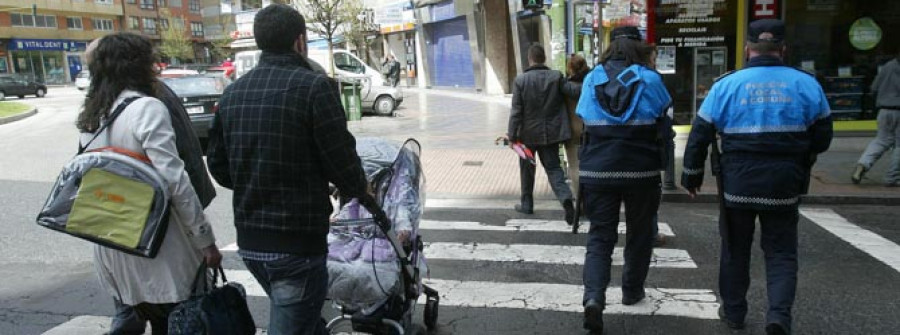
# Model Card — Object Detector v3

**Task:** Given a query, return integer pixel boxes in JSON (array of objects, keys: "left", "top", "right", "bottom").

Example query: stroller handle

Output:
[{"left": 358, "top": 194, "right": 391, "bottom": 232}]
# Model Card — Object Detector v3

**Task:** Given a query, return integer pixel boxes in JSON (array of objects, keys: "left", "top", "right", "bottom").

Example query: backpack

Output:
[{"left": 36, "top": 97, "right": 172, "bottom": 258}]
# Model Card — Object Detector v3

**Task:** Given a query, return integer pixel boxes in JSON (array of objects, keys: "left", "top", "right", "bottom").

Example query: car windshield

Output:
[{"left": 162, "top": 76, "right": 227, "bottom": 96}]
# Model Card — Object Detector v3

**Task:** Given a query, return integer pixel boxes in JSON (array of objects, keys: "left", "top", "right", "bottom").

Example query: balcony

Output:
[{"left": 0, "top": 0, "right": 123, "bottom": 16}]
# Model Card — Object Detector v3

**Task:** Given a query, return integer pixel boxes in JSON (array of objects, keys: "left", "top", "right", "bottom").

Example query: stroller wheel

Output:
[{"left": 424, "top": 298, "right": 439, "bottom": 330}]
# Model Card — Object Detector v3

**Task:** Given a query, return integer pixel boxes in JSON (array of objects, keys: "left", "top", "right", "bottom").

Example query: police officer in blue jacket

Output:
[
  {"left": 681, "top": 19, "right": 833, "bottom": 335},
  {"left": 576, "top": 26, "right": 672, "bottom": 334}
]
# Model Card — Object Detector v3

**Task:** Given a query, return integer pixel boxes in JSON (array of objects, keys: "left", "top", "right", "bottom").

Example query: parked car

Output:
[
  {"left": 233, "top": 49, "right": 402, "bottom": 116},
  {"left": 160, "top": 75, "right": 230, "bottom": 147},
  {"left": 75, "top": 71, "right": 91, "bottom": 90},
  {"left": 0, "top": 75, "right": 47, "bottom": 100},
  {"left": 204, "top": 65, "right": 235, "bottom": 80},
  {"left": 159, "top": 68, "right": 201, "bottom": 78}
]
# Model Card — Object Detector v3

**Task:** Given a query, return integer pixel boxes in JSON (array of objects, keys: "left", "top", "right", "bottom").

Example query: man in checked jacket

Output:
[{"left": 206, "top": 4, "right": 368, "bottom": 334}]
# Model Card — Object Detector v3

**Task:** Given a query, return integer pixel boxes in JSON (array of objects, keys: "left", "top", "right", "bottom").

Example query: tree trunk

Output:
[{"left": 327, "top": 37, "right": 335, "bottom": 77}]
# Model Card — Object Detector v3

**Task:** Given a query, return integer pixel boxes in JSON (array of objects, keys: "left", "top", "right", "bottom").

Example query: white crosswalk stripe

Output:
[
  {"left": 424, "top": 242, "right": 697, "bottom": 268},
  {"left": 45, "top": 209, "right": 717, "bottom": 334},
  {"left": 420, "top": 219, "right": 676, "bottom": 236}
]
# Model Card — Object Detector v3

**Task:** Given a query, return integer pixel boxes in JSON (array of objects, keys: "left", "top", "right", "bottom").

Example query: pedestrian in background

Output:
[
  {"left": 79, "top": 32, "right": 222, "bottom": 335},
  {"left": 388, "top": 55, "right": 402, "bottom": 87},
  {"left": 851, "top": 50, "right": 900, "bottom": 186},
  {"left": 507, "top": 44, "right": 579, "bottom": 225},
  {"left": 206, "top": 4, "right": 369, "bottom": 334},
  {"left": 682, "top": 19, "right": 832, "bottom": 335},
  {"left": 565, "top": 53, "right": 590, "bottom": 197},
  {"left": 575, "top": 26, "right": 671, "bottom": 334}
]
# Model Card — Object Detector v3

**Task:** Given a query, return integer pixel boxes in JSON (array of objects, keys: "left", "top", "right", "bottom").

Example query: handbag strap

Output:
[
  {"left": 78, "top": 96, "right": 142, "bottom": 154},
  {"left": 189, "top": 261, "right": 210, "bottom": 296}
]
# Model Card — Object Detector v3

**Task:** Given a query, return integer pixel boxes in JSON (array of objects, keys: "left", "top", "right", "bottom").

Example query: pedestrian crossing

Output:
[{"left": 43, "top": 206, "right": 718, "bottom": 334}]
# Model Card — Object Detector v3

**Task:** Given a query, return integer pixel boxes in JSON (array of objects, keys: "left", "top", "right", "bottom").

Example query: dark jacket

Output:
[
  {"left": 206, "top": 51, "right": 368, "bottom": 256},
  {"left": 681, "top": 55, "right": 833, "bottom": 210},
  {"left": 508, "top": 65, "right": 580, "bottom": 146},
  {"left": 575, "top": 60, "right": 672, "bottom": 188},
  {"left": 157, "top": 83, "right": 217, "bottom": 208},
  {"left": 872, "top": 58, "right": 900, "bottom": 109}
]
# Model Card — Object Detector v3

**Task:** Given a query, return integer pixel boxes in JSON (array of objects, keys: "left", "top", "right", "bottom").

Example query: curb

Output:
[
  {"left": 427, "top": 192, "right": 900, "bottom": 206},
  {"left": 0, "top": 107, "right": 37, "bottom": 125}
]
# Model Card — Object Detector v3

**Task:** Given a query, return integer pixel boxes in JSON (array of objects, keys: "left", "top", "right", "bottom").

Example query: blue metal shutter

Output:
[{"left": 428, "top": 17, "right": 475, "bottom": 87}]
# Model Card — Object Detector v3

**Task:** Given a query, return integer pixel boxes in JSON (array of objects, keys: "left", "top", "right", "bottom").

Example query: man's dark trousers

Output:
[
  {"left": 243, "top": 255, "right": 329, "bottom": 335},
  {"left": 720, "top": 207, "right": 798, "bottom": 333},
  {"left": 519, "top": 143, "right": 573, "bottom": 207},
  {"left": 581, "top": 184, "right": 659, "bottom": 305}
]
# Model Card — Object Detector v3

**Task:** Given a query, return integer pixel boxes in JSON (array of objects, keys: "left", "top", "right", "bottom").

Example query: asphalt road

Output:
[{"left": 1, "top": 87, "right": 899, "bottom": 335}]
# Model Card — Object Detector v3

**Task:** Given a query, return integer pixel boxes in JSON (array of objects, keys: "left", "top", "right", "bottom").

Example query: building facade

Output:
[
  {"left": 122, "top": 0, "right": 208, "bottom": 63},
  {"left": 0, "top": 0, "right": 123, "bottom": 84}
]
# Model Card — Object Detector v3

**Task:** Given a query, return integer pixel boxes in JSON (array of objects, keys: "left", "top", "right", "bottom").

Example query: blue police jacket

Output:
[
  {"left": 681, "top": 55, "right": 833, "bottom": 210},
  {"left": 576, "top": 60, "right": 672, "bottom": 188}
]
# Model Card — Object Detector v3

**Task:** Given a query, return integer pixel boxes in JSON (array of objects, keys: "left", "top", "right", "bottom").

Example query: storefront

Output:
[
  {"left": 645, "top": 0, "right": 899, "bottom": 128},
  {"left": 416, "top": 0, "right": 478, "bottom": 88},
  {"left": 5, "top": 39, "right": 86, "bottom": 85},
  {"left": 377, "top": 1, "right": 419, "bottom": 86}
]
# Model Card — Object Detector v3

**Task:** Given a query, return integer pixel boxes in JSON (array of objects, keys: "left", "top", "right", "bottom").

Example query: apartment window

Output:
[
  {"left": 169, "top": 0, "right": 182, "bottom": 8},
  {"left": 129, "top": 16, "right": 140, "bottom": 30},
  {"left": 11, "top": 13, "right": 58, "bottom": 28},
  {"left": 127, "top": 0, "right": 136, "bottom": 3},
  {"left": 173, "top": 17, "right": 184, "bottom": 30},
  {"left": 95, "top": 0, "right": 114, "bottom": 4},
  {"left": 157, "top": 0, "right": 168, "bottom": 7},
  {"left": 140, "top": 0, "right": 154, "bottom": 10},
  {"left": 190, "top": 22, "right": 203, "bottom": 37},
  {"left": 66, "top": 17, "right": 83, "bottom": 30},
  {"left": 189, "top": 0, "right": 201, "bottom": 13},
  {"left": 92, "top": 18, "right": 114, "bottom": 31},
  {"left": 143, "top": 18, "right": 157, "bottom": 34},
  {"left": 159, "top": 18, "right": 169, "bottom": 30}
]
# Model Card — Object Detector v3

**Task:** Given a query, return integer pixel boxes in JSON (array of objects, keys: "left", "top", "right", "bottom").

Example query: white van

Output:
[{"left": 233, "top": 49, "right": 402, "bottom": 116}]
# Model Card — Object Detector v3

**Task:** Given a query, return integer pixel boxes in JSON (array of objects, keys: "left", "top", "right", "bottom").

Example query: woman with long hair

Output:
[
  {"left": 575, "top": 26, "right": 672, "bottom": 334},
  {"left": 564, "top": 54, "right": 591, "bottom": 196},
  {"left": 78, "top": 32, "right": 222, "bottom": 335}
]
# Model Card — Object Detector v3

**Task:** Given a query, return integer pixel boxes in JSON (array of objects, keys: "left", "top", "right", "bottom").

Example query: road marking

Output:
[
  {"left": 423, "top": 243, "right": 696, "bottom": 268},
  {"left": 420, "top": 279, "right": 719, "bottom": 319},
  {"left": 219, "top": 270, "right": 718, "bottom": 319},
  {"left": 800, "top": 208, "right": 900, "bottom": 273},
  {"left": 42, "top": 315, "right": 268, "bottom": 335},
  {"left": 425, "top": 198, "right": 625, "bottom": 213},
  {"left": 419, "top": 219, "right": 674, "bottom": 236}
]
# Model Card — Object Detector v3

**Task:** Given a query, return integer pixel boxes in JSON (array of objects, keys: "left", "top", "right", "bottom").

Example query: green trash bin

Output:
[{"left": 339, "top": 78, "right": 362, "bottom": 121}]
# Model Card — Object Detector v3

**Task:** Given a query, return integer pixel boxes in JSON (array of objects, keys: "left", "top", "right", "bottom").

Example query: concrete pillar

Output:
[{"left": 483, "top": 0, "right": 513, "bottom": 94}]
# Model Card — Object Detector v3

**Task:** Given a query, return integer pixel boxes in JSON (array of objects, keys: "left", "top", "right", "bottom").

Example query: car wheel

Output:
[
  {"left": 374, "top": 95, "right": 395, "bottom": 116},
  {"left": 18, "top": 95, "right": 25, "bottom": 99},
  {"left": 0, "top": 91, "right": 5, "bottom": 100},
  {"left": 35, "top": 88, "right": 46, "bottom": 98}
]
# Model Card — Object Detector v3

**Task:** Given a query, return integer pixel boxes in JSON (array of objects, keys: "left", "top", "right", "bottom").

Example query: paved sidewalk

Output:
[{"left": 384, "top": 89, "right": 900, "bottom": 205}]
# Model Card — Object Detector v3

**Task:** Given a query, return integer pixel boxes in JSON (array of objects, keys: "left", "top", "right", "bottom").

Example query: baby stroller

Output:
[{"left": 326, "top": 138, "right": 439, "bottom": 335}]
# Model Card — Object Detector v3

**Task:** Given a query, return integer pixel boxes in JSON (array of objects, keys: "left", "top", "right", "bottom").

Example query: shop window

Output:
[
  {"left": 11, "top": 13, "right": 58, "bottom": 28},
  {"left": 129, "top": 16, "right": 140, "bottom": 30},
  {"left": 92, "top": 18, "right": 114, "bottom": 31},
  {"left": 67, "top": 17, "right": 84, "bottom": 30},
  {"left": 191, "top": 22, "right": 204, "bottom": 37},
  {"left": 143, "top": 18, "right": 157, "bottom": 34}
]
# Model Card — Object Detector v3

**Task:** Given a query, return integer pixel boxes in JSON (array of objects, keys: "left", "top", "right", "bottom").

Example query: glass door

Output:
[{"left": 692, "top": 47, "right": 728, "bottom": 117}]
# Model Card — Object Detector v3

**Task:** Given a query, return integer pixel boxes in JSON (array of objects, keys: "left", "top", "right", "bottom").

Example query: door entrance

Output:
[{"left": 692, "top": 47, "right": 728, "bottom": 118}]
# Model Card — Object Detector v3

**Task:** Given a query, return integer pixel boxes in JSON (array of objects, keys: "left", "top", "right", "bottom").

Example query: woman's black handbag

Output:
[{"left": 168, "top": 263, "right": 256, "bottom": 335}]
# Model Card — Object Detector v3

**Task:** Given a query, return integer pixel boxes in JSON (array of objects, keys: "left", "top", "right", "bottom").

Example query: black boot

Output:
[
  {"left": 563, "top": 199, "right": 575, "bottom": 226},
  {"left": 583, "top": 299, "right": 604, "bottom": 333},
  {"left": 515, "top": 195, "right": 534, "bottom": 214}
]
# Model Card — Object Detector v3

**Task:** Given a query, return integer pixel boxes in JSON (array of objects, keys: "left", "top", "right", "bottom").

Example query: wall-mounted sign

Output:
[
  {"left": 655, "top": 0, "right": 734, "bottom": 48},
  {"left": 751, "top": 0, "right": 780, "bottom": 20},
  {"left": 849, "top": 17, "right": 882, "bottom": 51},
  {"left": 8, "top": 39, "right": 86, "bottom": 52}
]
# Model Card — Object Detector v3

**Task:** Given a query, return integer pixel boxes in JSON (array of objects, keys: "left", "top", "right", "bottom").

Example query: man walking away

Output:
[
  {"left": 682, "top": 19, "right": 832, "bottom": 335},
  {"left": 389, "top": 55, "right": 401, "bottom": 87},
  {"left": 206, "top": 4, "right": 369, "bottom": 334},
  {"left": 507, "top": 44, "right": 578, "bottom": 225},
  {"left": 852, "top": 50, "right": 900, "bottom": 186}
]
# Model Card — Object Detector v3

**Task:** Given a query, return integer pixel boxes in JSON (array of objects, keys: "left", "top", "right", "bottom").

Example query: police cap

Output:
[
  {"left": 611, "top": 26, "right": 642, "bottom": 41},
  {"left": 747, "top": 19, "right": 785, "bottom": 43}
]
